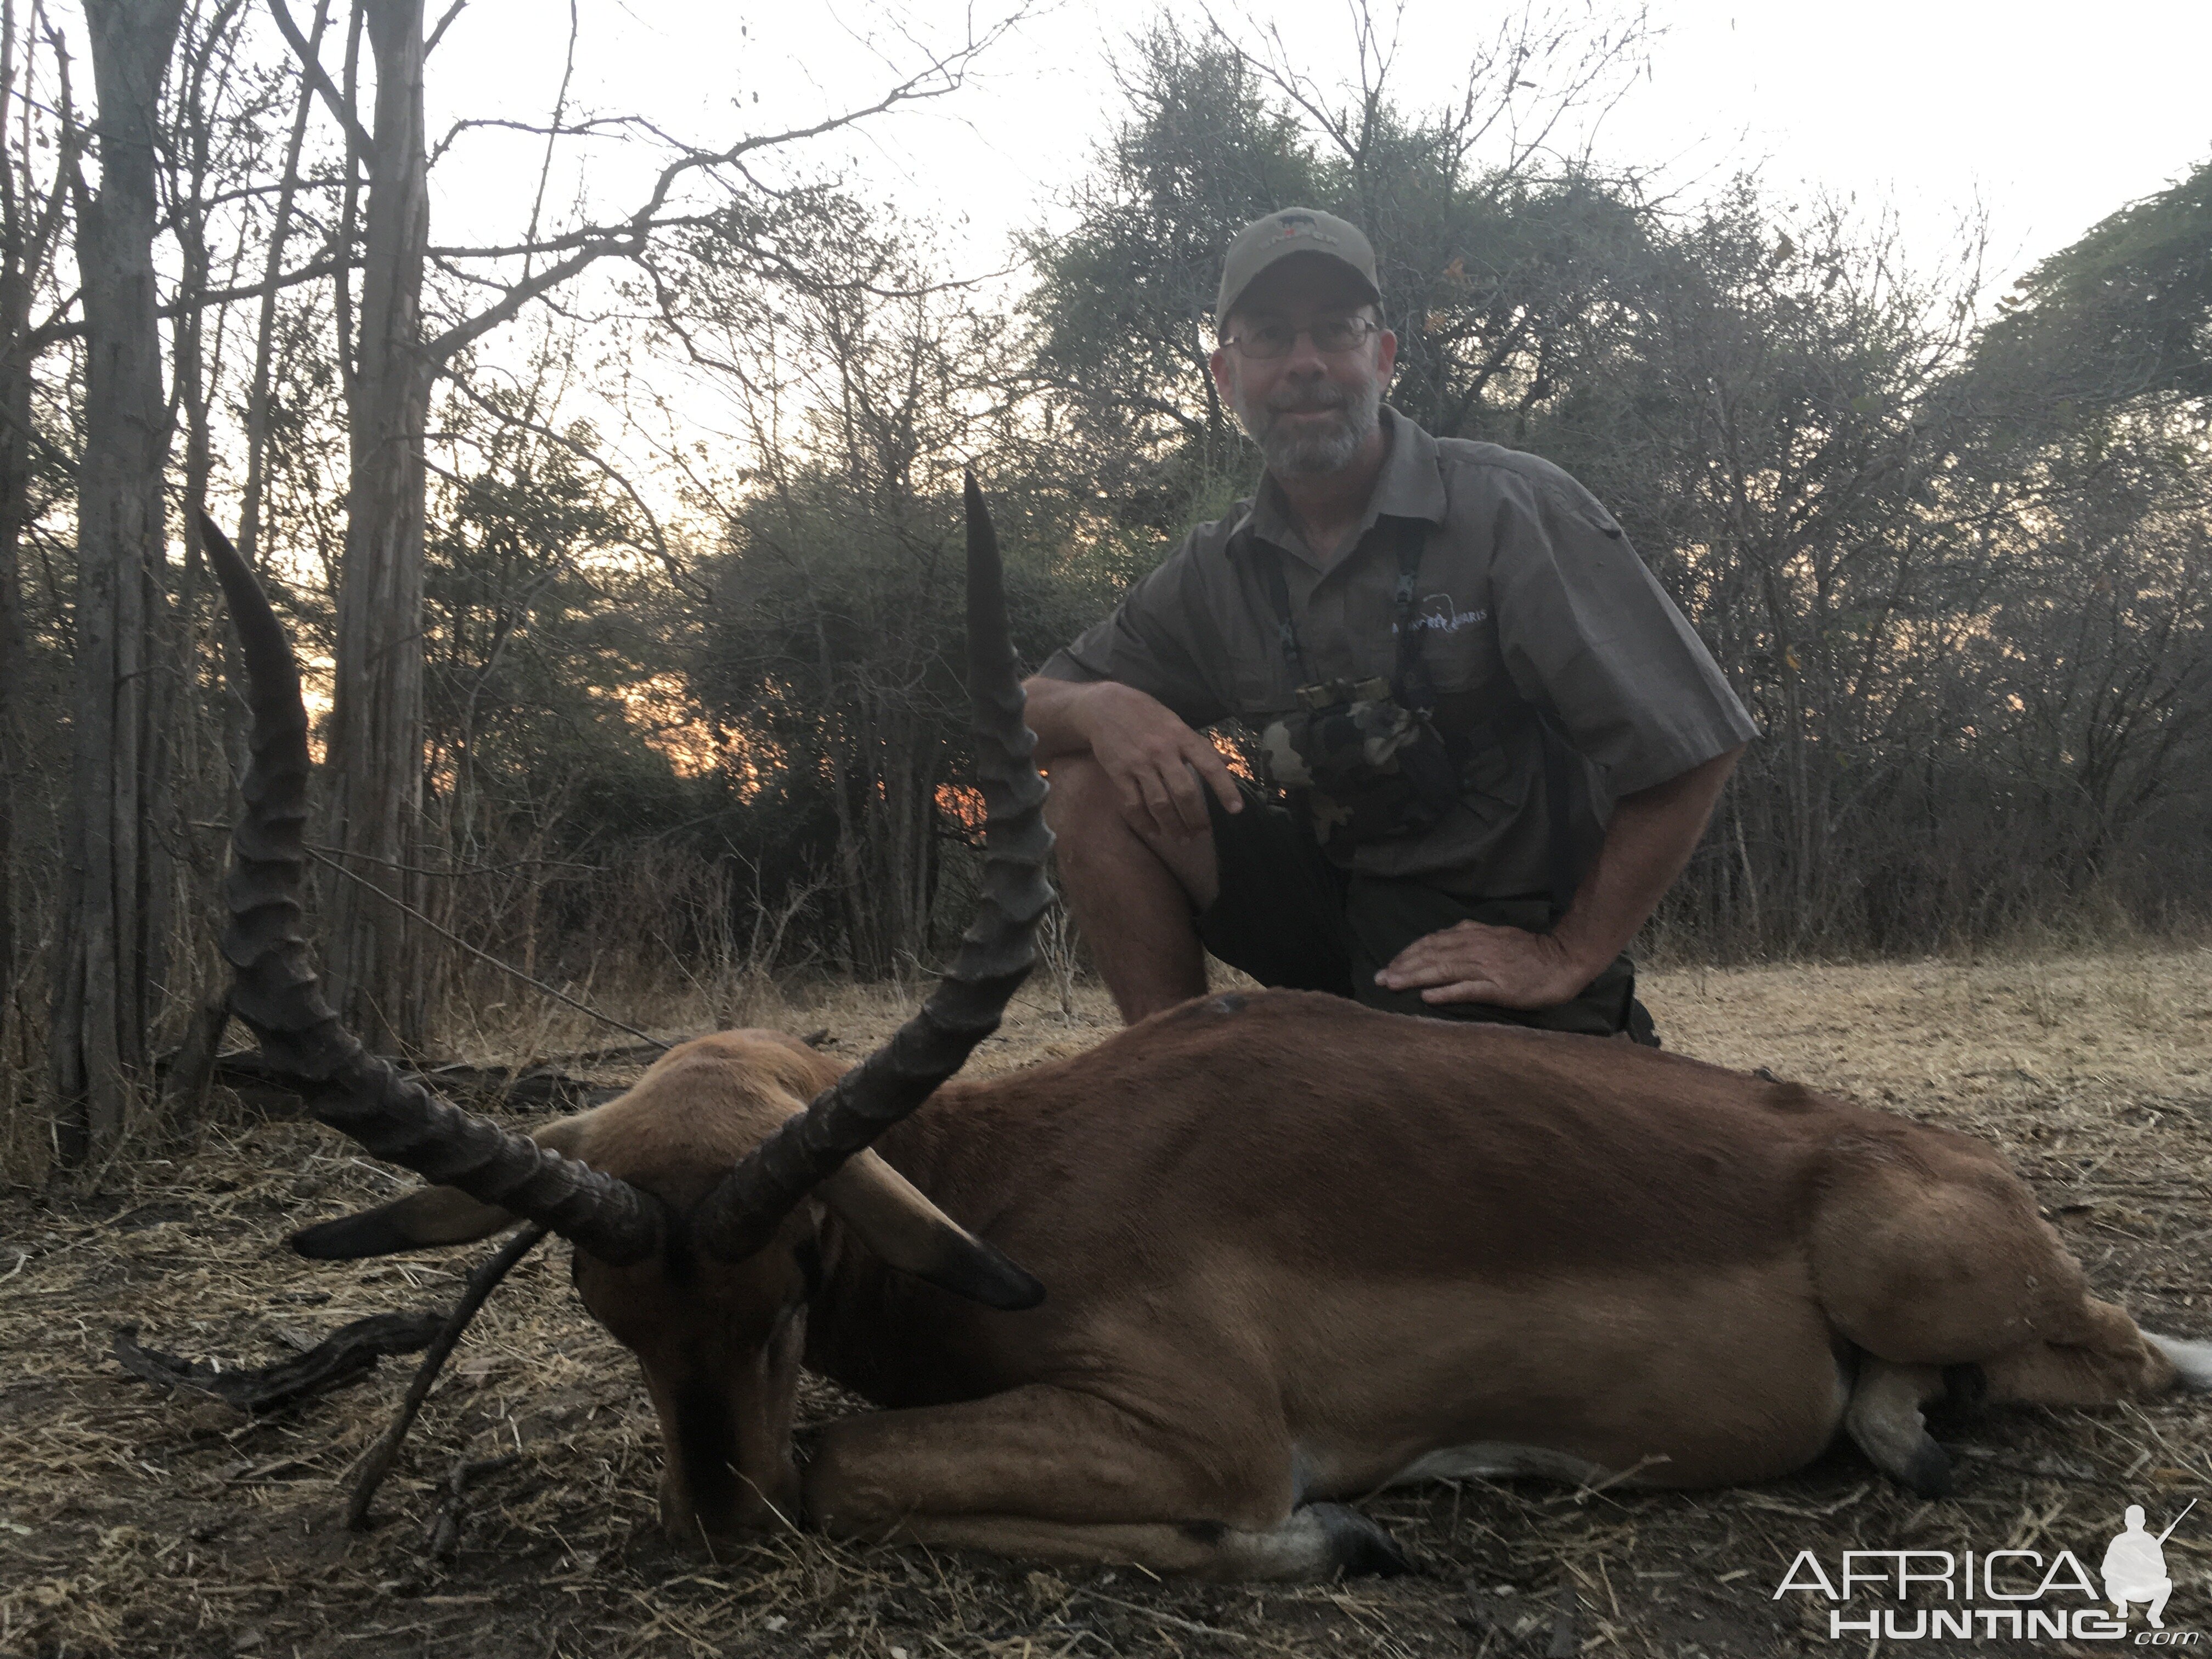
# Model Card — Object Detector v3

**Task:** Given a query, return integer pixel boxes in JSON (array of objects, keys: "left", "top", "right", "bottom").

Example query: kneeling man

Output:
[
  {"left": 1024, "top": 208, "right": 1757, "bottom": 1040},
  {"left": 2102, "top": 1506, "right": 2176, "bottom": 1627}
]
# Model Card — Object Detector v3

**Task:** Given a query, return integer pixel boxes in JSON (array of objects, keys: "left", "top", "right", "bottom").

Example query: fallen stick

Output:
[
  {"left": 115, "top": 1311, "right": 443, "bottom": 1412},
  {"left": 346, "top": 1223, "right": 550, "bottom": 1530},
  {"left": 187, "top": 1048, "right": 627, "bottom": 1115}
]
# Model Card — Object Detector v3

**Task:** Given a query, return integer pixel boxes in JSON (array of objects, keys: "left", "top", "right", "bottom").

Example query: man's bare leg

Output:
[{"left": 1046, "top": 756, "right": 1220, "bottom": 1024}]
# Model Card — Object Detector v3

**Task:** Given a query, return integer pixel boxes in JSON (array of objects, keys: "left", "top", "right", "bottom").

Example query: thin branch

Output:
[
  {"left": 425, "top": 110, "right": 649, "bottom": 170},
  {"left": 443, "top": 371, "right": 707, "bottom": 604},
  {"left": 239, "top": 0, "right": 328, "bottom": 567},
  {"left": 20, "top": 252, "right": 351, "bottom": 348},
  {"left": 307, "top": 847, "right": 669, "bottom": 1049},
  {"left": 422, "top": 0, "right": 463, "bottom": 55},
  {"left": 424, "top": 5, "right": 1031, "bottom": 363},
  {"left": 518, "top": 0, "right": 578, "bottom": 290},
  {"left": 345, "top": 1224, "right": 549, "bottom": 1531},
  {"left": 264, "top": 0, "right": 369, "bottom": 155},
  {"left": 334, "top": 0, "right": 360, "bottom": 391}
]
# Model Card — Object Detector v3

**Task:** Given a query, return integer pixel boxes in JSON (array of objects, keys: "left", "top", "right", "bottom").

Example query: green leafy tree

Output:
[
  {"left": 1020, "top": 21, "right": 1326, "bottom": 537},
  {"left": 1972, "top": 156, "right": 2212, "bottom": 425},
  {"left": 656, "top": 193, "right": 1102, "bottom": 975},
  {"left": 416, "top": 360, "right": 703, "bottom": 990}
]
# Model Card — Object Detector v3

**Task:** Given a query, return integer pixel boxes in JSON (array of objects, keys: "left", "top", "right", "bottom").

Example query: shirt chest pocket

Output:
[
  {"left": 1227, "top": 662, "right": 1294, "bottom": 724},
  {"left": 1404, "top": 592, "right": 1498, "bottom": 695},
  {"left": 1447, "top": 713, "right": 1536, "bottom": 837}
]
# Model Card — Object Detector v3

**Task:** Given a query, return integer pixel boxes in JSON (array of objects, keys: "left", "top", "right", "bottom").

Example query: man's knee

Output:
[
  {"left": 1042, "top": 755, "right": 1218, "bottom": 906},
  {"left": 1045, "top": 757, "right": 1143, "bottom": 877},
  {"left": 1043, "top": 754, "right": 1117, "bottom": 841}
]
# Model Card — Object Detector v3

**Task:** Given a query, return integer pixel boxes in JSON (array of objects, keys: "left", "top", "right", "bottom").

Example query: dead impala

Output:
[{"left": 203, "top": 490, "right": 2210, "bottom": 1582}]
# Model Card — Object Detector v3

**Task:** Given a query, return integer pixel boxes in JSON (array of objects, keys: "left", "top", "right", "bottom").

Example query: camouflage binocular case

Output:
[{"left": 1259, "top": 676, "right": 1462, "bottom": 847}]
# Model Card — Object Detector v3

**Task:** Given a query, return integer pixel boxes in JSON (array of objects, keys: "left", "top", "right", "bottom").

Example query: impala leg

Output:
[
  {"left": 804, "top": 1384, "right": 1408, "bottom": 1581},
  {"left": 1813, "top": 1142, "right": 2179, "bottom": 1402},
  {"left": 1844, "top": 1357, "right": 1953, "bottom": 1497},
  {"left": 1976, "top": 1297, "right": 2187, "bottom": 1406}
]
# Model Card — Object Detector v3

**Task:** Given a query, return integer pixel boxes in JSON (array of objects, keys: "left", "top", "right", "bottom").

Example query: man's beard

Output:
[{"left": 1234, "top": 371, "right": 1383, "bottom": 478}]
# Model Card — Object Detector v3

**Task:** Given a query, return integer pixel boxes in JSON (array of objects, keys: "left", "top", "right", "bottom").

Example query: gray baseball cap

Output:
[{"left": 1215, "top": 208, "right": 1381, "bottom": 323}]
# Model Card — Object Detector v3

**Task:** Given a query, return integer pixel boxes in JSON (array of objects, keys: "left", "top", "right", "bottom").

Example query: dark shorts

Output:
[{"left": 1197, "top": 781, "right": 1658, "bottom": 1044}]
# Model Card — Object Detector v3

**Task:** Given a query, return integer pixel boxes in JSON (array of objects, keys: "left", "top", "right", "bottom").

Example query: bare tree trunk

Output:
[
  {"left": 0, "top": 10, "right": 29, "bottom": 1063},
  {"left": 263, "top": 0, "right": 1004, "bottom": 1039},
  {"left": 0, "top": 0, "right": 75, "bottom": 1079},
  {"left": 324, "top": 0, "right": 429, "bottom": 1052},
  {"left": 0, "top": 332, "right": 24, "bottom": 1058},
  {"left": 53, "top": 0, "right": 185, "bottom": 1164},
  {"left": 160, "top": 0, "right": 254, "bottom": 1116}
]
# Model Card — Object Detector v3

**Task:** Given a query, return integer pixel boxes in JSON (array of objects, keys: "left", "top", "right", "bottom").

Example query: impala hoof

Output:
[
  {"left": 1307, "top": 1503, "right": 1413, "bottom": 1578},
  {"left": 1901, "top": 1436, "right": 1953, "bottom": 1499}
]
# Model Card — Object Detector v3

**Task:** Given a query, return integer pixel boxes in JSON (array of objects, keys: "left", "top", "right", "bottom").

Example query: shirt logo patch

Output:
[{"left": 1397, "top": 595, "right": 1488, "bottom": 636}]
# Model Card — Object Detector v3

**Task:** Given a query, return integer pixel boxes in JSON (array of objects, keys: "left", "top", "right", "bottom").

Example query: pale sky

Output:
[{"left": 426, "top": 0, "right": 2212, "bottom": 300}]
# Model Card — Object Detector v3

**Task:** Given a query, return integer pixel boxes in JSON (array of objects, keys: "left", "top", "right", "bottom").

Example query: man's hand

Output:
[
  {"left": 1025, "top": 677, "right": 1242, "bottom": 842},
  {"left": 1373, "top": 921, "right": 1600, "bottom": 1009},
  {"left": 1375, "top": 743, "right": 1748, "bottom": 1013}
]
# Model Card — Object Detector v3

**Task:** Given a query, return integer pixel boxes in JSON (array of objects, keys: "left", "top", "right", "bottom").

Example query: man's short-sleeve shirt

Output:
[{"left": 1039, "top": 405, "right": 1759, "bottom": 898}]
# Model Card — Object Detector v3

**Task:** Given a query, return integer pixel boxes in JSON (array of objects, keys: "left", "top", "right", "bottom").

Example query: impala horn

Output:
[
  {"left": 692, "top": 475, "right": 1054, "bottom": 1263},
  {"left": 201, "top": 512, "right": 664, "bottom": 1266}
]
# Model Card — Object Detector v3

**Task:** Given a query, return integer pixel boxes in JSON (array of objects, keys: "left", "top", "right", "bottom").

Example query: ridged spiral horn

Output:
[
  {"left": 692, "top": 475, "right": 1055, "bottom": 1263},
  {"left": 200, "top": 511, "right": 665, "bottom": 1266}
]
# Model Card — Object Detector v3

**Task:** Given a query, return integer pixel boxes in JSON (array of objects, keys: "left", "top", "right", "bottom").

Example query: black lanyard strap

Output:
[
  {"left": 1250, "top": 516, "right": 1585, "bottom": 907},
  {"left": 1388, "top": 517, "right": 1436, "bottom": 713},
  {"left": 1257, "top": 550, "right": 1308, "bottom": 683},
  {"left": 1255, "top": 517, "right": 1432, "bottom": 708}
]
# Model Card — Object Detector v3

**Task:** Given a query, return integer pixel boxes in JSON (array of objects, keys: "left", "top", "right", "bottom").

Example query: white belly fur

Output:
[
  {"left": 1360, "top": 1341, "right": 1854, "bottom": 1494},
  {"left": 1254, "top": 1262, "right": 1848, "bottom": 1497},
  {"left": 1386, "top": 1442, "right": 1619, "bottom": 1488}
]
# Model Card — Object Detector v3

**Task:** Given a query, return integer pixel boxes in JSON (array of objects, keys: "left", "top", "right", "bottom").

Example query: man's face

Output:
[{"left": 1210, "top": 257, "right": 1398, "bottom": 481}]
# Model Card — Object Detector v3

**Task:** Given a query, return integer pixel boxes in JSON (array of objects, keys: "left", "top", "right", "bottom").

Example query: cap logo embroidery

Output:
[{"left": 1267, "top": 212, "right": 1340, "bottom": 249}]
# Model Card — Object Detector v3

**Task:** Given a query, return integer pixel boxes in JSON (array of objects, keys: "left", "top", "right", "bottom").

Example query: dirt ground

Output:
[{"left": 5, "top": 947, "right": 2211, "bottom": 1659}]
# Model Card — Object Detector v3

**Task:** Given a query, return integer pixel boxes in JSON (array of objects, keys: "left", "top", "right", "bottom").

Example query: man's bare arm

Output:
[
  {"left": 1022, "top": 675, "right": 1242, "bottom": 842},
  {"left": 1375, "top": 743, "right": 1746, "bottom": 1009}
]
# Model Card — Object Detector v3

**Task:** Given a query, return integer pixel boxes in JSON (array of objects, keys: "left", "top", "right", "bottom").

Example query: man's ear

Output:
[
  {"left": 289, "top": 1110, "right": 598, "bottom": 1259},
  {"left": 817, "top": 1149, "right": 1044, "bottom": 1312}
]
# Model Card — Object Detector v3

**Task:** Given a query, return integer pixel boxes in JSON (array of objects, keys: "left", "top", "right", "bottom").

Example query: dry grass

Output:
[{"left": 4, "top": 947, "right": 2211, "bottom": 1658}]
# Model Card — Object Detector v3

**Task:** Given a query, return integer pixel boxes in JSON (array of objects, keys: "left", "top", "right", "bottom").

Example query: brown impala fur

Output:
[{"left": 302, "top": 988, "right": 2212, "bottom": 1580}]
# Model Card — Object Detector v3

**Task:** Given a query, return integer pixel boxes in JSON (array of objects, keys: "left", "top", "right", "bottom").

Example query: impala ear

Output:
[
  {"left": 817, "top": 1149, "right": 1045, "bottom": 1312},
  {"left": 290, "top": 1111, "right": 600, "bottom": 1260}
]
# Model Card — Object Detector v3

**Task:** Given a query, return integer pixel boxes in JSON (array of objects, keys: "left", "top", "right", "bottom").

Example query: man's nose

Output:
[{"left": 1281, "top": 328, "right": 1331, "bottom": 374}]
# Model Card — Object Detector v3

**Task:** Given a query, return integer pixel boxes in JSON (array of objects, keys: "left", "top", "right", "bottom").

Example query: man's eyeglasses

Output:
[{"left": 1224, "top": 315, "right": 1381, "bottom": 360}]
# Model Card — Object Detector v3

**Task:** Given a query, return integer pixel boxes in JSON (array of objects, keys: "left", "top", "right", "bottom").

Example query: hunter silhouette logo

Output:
[{"left": 2105, "top": 1500, "right": 2193, "bottom": 1629}]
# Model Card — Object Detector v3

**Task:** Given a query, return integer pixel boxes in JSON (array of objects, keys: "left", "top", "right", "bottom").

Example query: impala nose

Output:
[{"left": 659, "top": 1451, "right": 802, "bottom": 1548}]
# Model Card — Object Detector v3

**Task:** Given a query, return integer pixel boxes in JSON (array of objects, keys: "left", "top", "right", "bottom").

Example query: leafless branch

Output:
[
  {"left": 425, "top": 8, "right": 1028, "bottom": 362},
  {"left": 264, "top": 0, "right": 369, "bottom": 155},
  {"left": 422, "top": 0, "right": 464, "bottom": 55},
  {"left": 442, "top": 370, "right": 707, "bottom": 605},
  {"left": 425, "top": 111, "right": 652, "bottom": 171}
]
